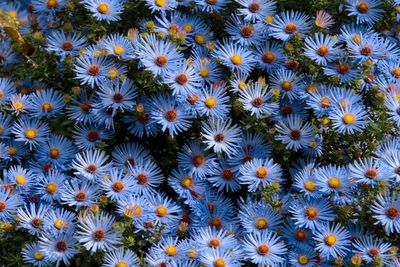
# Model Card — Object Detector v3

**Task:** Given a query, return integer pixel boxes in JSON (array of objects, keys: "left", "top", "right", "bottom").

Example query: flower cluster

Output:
[{"left": 1, "top": 0, "right": 400, "bottom": 266}]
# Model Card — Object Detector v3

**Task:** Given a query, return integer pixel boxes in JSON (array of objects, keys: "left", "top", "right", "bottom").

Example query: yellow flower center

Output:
[
  {"left": 54, "top": 218, "right": 68, "bottom": 230},
  {"left": 298, "top": 255, "right": 309, "bottom": 265},
  {"left": 33, "top": 251, "right": 44, "bottom": 261},
  {"left": 317, "top": 45, "right": 329, "bottom": 56},
  {"left": 281, "top": 80, "right": 293, "bottom": 91},
  {"left": 97, "top": 2, "right": 110, "bottom": 14},
  {"left": 265, "top": 15, "right": 274, "bottom": 24},
  {"left": 325, "top": 234, "right": 337, "bottom": 246},
  {"left": 305, "top": 207, "right": 318, "bottom": 219},
  {"left": 183, "top": 24, "right": 193, "bottom": 32},
  {"left": 46, "top": 182, "right": 58, "bottom": 194},
  {"left": 255, "top": 166, "right": 268, "bottom": 179},
  {"left": 230, "top": 54, "right": 243, "bottom": 65},
  {"left": 165, "top": 245, "right": 177, "bottom": 256},
  {"left": 25, "top": 128, "right": 37, "bottom": 139},
  {"left": 194, "top": 34, "right": 206, "bottom": 44},
  {"left": 205, "top": 97, "right": 217, "bottom": 108},
  {"left": 41, "top": 102, "right": 53, "bottom": 112},
  {"left": 108, "top": 68, "right": 119, "bottom": 80},
  {"left": 114, "top": 45, "right": 125, "bottom": 55},
  {"left": 186, "top": 248, "right": 198, "bottom": 259},
  {"left": 8, "top": 146, "right": 17, "bottom": 156},
  {"left": 199, "top": 67, "right": 209, "bottom": 77},
  {"left": 304, "top": 180, "right": 316, "bottom": 192},
  {"left": 156, "top": 206, "right": 168, "bottom": 217},
  {"left": 124, "top": 205, "right": 143, "bottom": 218},
  {"left": 181, "top": 176, "right": 193, "bottom": 188},
  {"left": 238, "top": 81, "right": 247, "bottom": 90},
  {"left": 49, "top": 147, "right": 60, "bottom": 159},
  {"left": 47, "top": 0, "right": 59, "bottom": 9},
  {"left": 351, "top": 34, "right": 361, "bottom": 43},
  {"left": 13, "top": 101, "right": 24, "bottom": 110},
  {"left": 343, "top": 113, "right": 356, "bottom": 124},
  {"left": 328, "top": 177, "right": 341, "bottom": 189},
  {"left": 116, "top": 261, "right": 128, "bottom": 267},
  {"left": 255, "top": 217, "right": 268, "bottom": 229},
  {"left": 155, "top": 0, "right": 166, "bottom": 7},
  {"left": 320, "top": 97, "right": 331, "bottom": 108},
  {"left": 214, "top": 258, "right": 226, "bottom": 267},
  {"left": 15, "top": 175, "right": 26, "bottom": 185}
]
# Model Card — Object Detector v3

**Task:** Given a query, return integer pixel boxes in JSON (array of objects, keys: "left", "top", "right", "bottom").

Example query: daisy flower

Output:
[
  {"left": 345, "top": 0, "right": 384, "bottom": 25},
  {"left": 101, "top": 33, "right": 134, "bottom": 60},
  {"left": 82, "top": 0, "right": 125, "bottom": 23},
  {"left": 353, "top": 235, "right": 392, "bottom": 264},
  {"left": 193, "top": 226, "right": 238, "bottom": 252},
  {"left": 329, "top": 104, "right": 368, "bottom": 134},
  {"left": 235, "top": 0, "right": 277, "bottom": 23},
  {"left": 35, "top": 135, "right": 76, "bottom": 170},
  {"left": 46, "top": 30, "right": 88, "bottom": 60},
  {"left": 17, "top": 203, "right": 49, "bottom": 236},
  {"left": 315, "top": 10, "right": 334, "bottom": 29},
  {"left": 39, "top": 230, "right": 78, "bottom": 266},
  {"left": 269, "top": 10, "right": 312, "bottom": 42},
  {"left": 241, "top": 231, "right": 287, "bottom": 266},
  {"left": 149, "top": 193, "right": 182, "bottom": 229},
  {"left": 29, "top": 89, "right": 65, "bottom": 118},
  {"left": 60, "top": 179, "right": 100, "bottom": 210},
  {"left": 32, "top": 0, "right": 67, "bottom": 15},
  {"left": 196, "top": 85, "right": 230, "bottom": 119},
  {"left": 103, "top": 248, "right": 140, "bottom": 267},
  {"left": 22, "top": 242, "right": 50, "bottom": 267},
  {"left": 199, "top": 248, "right": 241, "bottom": 267},
  {"left": 0, "top": 78, "right": 15, "bottom": 105},
  {"left": 111, "top": 142, "right": 151, "bottom": 170},
  {"left": 269, "top": 69, "right": 303, "bottom": 101},
  {"left": 208, "top": 158, "right": 241, "bottom": 192},
  {"left": 275, "top": 115, "right": 315, "bottom": 152},
  {"left": 77, "top": 211, "right": 121, "bottom": 253},
  {"left": 348, "top": 157, "right": 390, "bottom": 186},
  {"left": 304, "top": 33, "right": 340, "bottom": 66},
  {"left": 72, "top": 149, "right": 111, "bottom": 181},
  {"left": 201, "top": 119, "right": 242, "bottom": 157},
  {"left": 323, "top": 58, "right": 360, "bottom": 83},
  {"left": 225, "top": 15, "right": 265, "bottom": 46},
  {"left": 144, "top": 0, "right": 177, "bottom": 14},
  {"left": 313, "top": 223, "right": 350, "bottom": 260},
  {"left": 0, "top": 113, "right": 13, "bottom": 139},
  {"left": 43, "top": 208, "right": 76, "bottom": 233},
  {"left": 9, "top": 93, "right": 30, "bottom": 115},
  {"left": 7, "top": 165, "right": 33, "bottom": 193},
  {"left": 314, "top": 164, "right": 350, "bottom": 195},
  {"left": 168, "top": 168, "right": 205, "bottom": 204},
  {"left": 116, "top": 195, "right": 152, "bottom": 227},
  {"left": 254, "top": 41, "right": 287, "bottom": 72},
  {"left": 163, "top": 60, "right": 202, "bottom": 96},
  {"left": 74, "top": 54, "right": 113, "bottom": 88},
  {"left": 101, "top": 167, "right": 136, "bottom": 203},
  {"left": 239, "top": 82, "right": 278, "bottom": 118},
  {"left": 370, "top": 194, "right": 400, "bottom": 234},
  {"left": 194, "top": 0, "right": 229, "bottom": 13},
  {"left": 238, "top": 158, "right": 283, "bottom": 192},
  {"left": 0, "top": 188, "right": 22, "bottom": 222},
  {"left": 289, "top": 247, "right": 317, "bottom": 267},
  {"left": 281, "top": 219, "right": 313, "bottom": 248},
  {"left": 129, "top": 159, "right": 163, "bottom": 196},
  {"left": 212, "top": 41, "right": 256, "bottom": 74},
  {"left": 33, "top": 171, "right": 66, "bottom": 203}
]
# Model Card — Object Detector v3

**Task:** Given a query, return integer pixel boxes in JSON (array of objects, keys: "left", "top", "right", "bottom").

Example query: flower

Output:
[
  {"left": 371, "top": 194, "right": 400, "bottom": 234},
  {"left": 269, "top": 10, "right": 311, "bottom": 42},
  {"left": 101, "top": 167, "right": 136, "bottom": 202},
  {"left": 269, "top": 69, "right": 303, "bottom": 101},
  {"left": 77, "top": 211, "right": 121, "bottom": 253},
  {"left": 46, "top": 30, "right": 88, "bottom": 60},
  {"left": 22, "top": 242, "right": 50, "bottom": 267},
  {"left": 226, "top": 15, "right": 265, "bottom": 46},
  {"left": 315, "top": 10, "right": 334, "bottom": 29},
  {"left": 0, "top": 188, "right": 21, "bottom": 222},
  {"left": 101, "top": 33, "right": 134, "bottom": 60},
  {"left": 43, "top": 208, "right": 76, "bottom": 233},
  {"left": 39, "top": 230, "right": 78, "bottom": 266},
  {"left": 12, "top": 117, "right": 50, "bottom": 150},
  {"left": 241, "top": 231, "right": 287, "bottom": 266},
  {"left": 349, "top": 158, "right": 390, "bottom": 186},
  {"left": 74, "top": 54, "right": 113, "bottom": 88},
  {"left": 163, "top": 60, "right": 202, "bottom": 96},
  {"left": 17, "top": 203, "right": 49, "bottom": 235},
  {"left": 235, "top": 0, "right": 276, "bottom": 22},
  {"left": 72, "top": 149, "right": 111, "bottom": 181},
  {"left": 60, "top": 179, "right": 100, "bottom": 209},
  {"left": 313, "top": 223, "right": 350, "bottom": 259},
  {"left": 239, "top": 82, "right": 278, "bottom": 118},
  {"left": 196, "top": 85, "right": 230, "bottom": 119},
  {"left": 201, "top": 119, "right": 242, "bottom": 157},
  {"left": 275, "top": 115, "right": 315, "bottom": 151},
  {"left": 111, "top": 142, "right": 151, "bottom": 170},
  {"left": 83, "top": 0, "right": 125, "bottom": 23},
  {"left": 329, "top": 104, "right": 368, "bottom": 134},
  {"left": 345, "top": 0, "right": 384, "bottom": 25},
  {"left": 304, "top": 33, "right": 340, "bottom": 66},
  {"left": 288, "top": 247, "right": 317, "bottom": 267},
  {"left": 353, "top": 235, "right": 392, "bottom": 264},
  {"left": 254, "top": 41, "right": 287, "bottom": 72},
  {"left": 103, "top": 248, "right": 140, "bottom": 267},
  {"left": 29, "top": 89, "right": 65, "bottom": 118}
]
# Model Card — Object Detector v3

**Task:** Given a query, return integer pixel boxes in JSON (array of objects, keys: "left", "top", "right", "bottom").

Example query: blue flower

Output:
[
  {"left": 239, "top": 158, "right": 283, "bottom": 192},
  {"left": 371, "top": 194, "right": 400, "bottom": 234},
  {"left": 290, "top": 197, "right": 335, "bottom": 230},
  {"left": 269, "top": 10, "right": 312, "bottom": 42},
  {"left": 194, "top": 0, "right": 229, "bottom": 13},
  {"left": 304, "top": 33, "right": 340, "bottom": 66},
  {"left": 46, "top": 30, "right": 88, "bottom": 60},
  {"left": 83, "top": 0, "right": 125, "bottom": 23},
  {"left": 329, "top": 103, "right": 368, "bottom": 134},
  {"left": 0, "top": 113, "right": 13, "bottom": 139},
  {"left": 150, "top": 94, "right": 192, "bottom": 136},
  {"left": 347, "top": 33, "right": 385, "bottom": 63},
  {"left": 193, "top": 226, "right": 238, "bottom": 252},
  {"left": 212, "top": 40, "right": 256, "bottom": 74},
  {"left": 43, "top": 208, "right": 76, "bottom": 233},
  {"left": 77, "top": 211, "right": 121, "bottom": 253},
  {"left": 129, "top": 159, "right": 163, "bottom": 196},
  {"left": 0, "top": 188, "right": 21, "bottom": 222},
  {"left": 168, "top": 168, "right": 205, "bottom": 204},
  {"left": 201, "top": 119, "right": 242, "bottom": 157},
  {"left": 314, "top": 164, "right": 350, "bottom": 195},
  {"left": 196, "top": 85, "right": 230, "bottom": 119},
  {"left": 292, "top": 169, "right": 321, "bottom": 198},
  {"left": 281, "top": 219, "right": 313, "bottom": 248},
  {"left": 101, "top": 33, "right": 134, "bottom": 60},
  {"left": 72, "top": 149, "right": 111, "bottom": 181},
  {"left": 6, "top": 165, "right": 34, "bottom": 194},
  {"left": 254, "top": 41, "right": 287, "bottom": 72},
  {"left": 163, "top": 60, "right": 202, "bottom": 96},
  {"left": 238, "top": 198, "right": 282, "bottom": 234},
  {"left": 226, "top": 15, "right": 265, "bottom": 46},
  {"left": 0, "top": 40, "right": 18, "bottom": 67},
  {"left": 239, "top": 82, "right": 278, "bottom": 118},
  {"left": 323, "top": 58, "right": 361, "bottom": 83},
  {"left": 149, "top": 193, "right": 182, "bottom": 230},
  {"left": 101, "top": 167, "right": 136, "bottom": 202},
  {"left": 235, "top": 0, "right": 276, "bottom": 22},
  {"left": 275, "top": 115, "right": 315, "bottom": 152},
  {"left": 111, "top": 142, "right": 151, "bottom": 170},
  {"left": 313, "top": 223, "right": 350, "bottom": 260},
  {"left": 144, "top": 0, "right": 177, "bottom": 14},
  {"left": 151, "top": 236, "right": 188, "bottom": 264},
  {"left": 288, "top": 247, "right": 317, "bottom": 267},
  {"left": 17, "top": 203, "right": 49, "bottom": 235},
  {"left": 345, "top": 0, "right": 384, "bottom": 25},
  {"left": 29, "top": 89, "right": 65, "bottom": 118},
  {"left": 0, "top": 78, "right": 15, "bottom": 105},
  {"left": 66, "top": 89, "right": 95, "bottom": 124},
  {"left": 269, "top": 69, "right": 304, "bottom": 101},
  {"left": 241, "top": 231, "right": 287, "bottom": 266},
  {"left": 380, "top": 149, "right": 400, "bottom": 183},
  {"left": 61, "top": 179, "right": 100, "bottom": 210},
  {"left": 97, "top": 79, "right": 137, "bottom": 116},
  {"left": 35, "top": 135, "right": 76, "bottom": 170},
  {"left": 34, "top": 170, "right": 66, "bottom": 203},
  {"left": 103, "top": 248, "right": 140, "bottom": 267},
  {"left": 192, "top": 51, "right": 222, "bottom": 84},
  {"left": 116, "top": 195, "right": 152, "bottom": 228},
  {"left": 199, "top": 248, "right": 242, "bottom": 267},
  {"left": 9, "top": 93, "right": 31, "bottom": 115},
  {"left": 22, "top": 242, "right": 50, "bottom": 267},
  {"left": 32, "top": 0, "right": 67, "bottom": 15},
  {"left": 207, "top": 158, "right": 241, "bottom": 192},
  {"left": 12, "top": 117, "right": 50, "bottom": 150},
  {"left": 74, "top": 54, "right": 113, "bottom": 88},
  {"left": 349, "top": 157, "right": 390, "bottom": 186},
  {"left": 135, "top": 34, "right": 183, "bottom": 77},
  {"left": 385, "top": 91, "right": 400, "bottom": 128},
  {"left": 39, "top": 229, "right": 78, "bottom": 266}
]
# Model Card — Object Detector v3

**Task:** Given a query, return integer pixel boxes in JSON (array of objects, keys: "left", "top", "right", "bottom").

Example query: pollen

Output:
[
  {"left": 46, "top": 182, "right": 58, "bottom": 194},
  {"left": 114, "top": 45, "right": 125, "bottom": 55},
  {"left": 281, "top": 80, "right": 293, "bottom": 91},
  {"left": 61, "top": 40, "right": 73, "bottom": 51},
  {"left": 124, "top": 204, "right": 143, "bottom": 218},
  {"left": 255, "top": 217, "right": 268, "bottom": 229},
  {"left": 337, "top": 62, "right": 350, "bottom": 74},
  {"left": 320, "top": 96, "right": 331, "bottom": 108},
  {"left": 164, "top": 245, "right": 177, "bottom": 256},
  {"left": 298, "top": 255, "right": 309, "bottom": 265},
  {"left": 209, "top": 217, "right": 222, "bottom": 228},
  {"left": 116, "top": 261, "right": 129, "bottom": 267},
  {"left": 165, "top": 109, "right": 178, "bottom": 122},
  {"left": 238, "top": 81, "right": 247, "bottom": 90},
  {"left": 361, "top": 45, "right": 372, "bottom": 56},
  {"left": 252, "top": 96, "right": 264, "bottom": 107},
  {"left": 33, "top": 251, "right": 44, "bottom": 261},
  {"left": 47, "top": 0, "right": 59, "bottom": 9},
  {"left": 156, "top": 205, "right": 168, "bottom": 217},
  {"left": 13, "top": 101, "right": 24, "bottom": 110},
  {"left": 265, "top": 15, "right": 274, "bottom": 24},
  {"left": 56, "top": 240, "right": 68, "bottom": 252},
  {"left": 285, "top": 22, "right": 298, "bottom": 33},
  {"left": 49, "top": 147, "right": 60, "bottom": 159},
  {"left": 262, "top": 52, "right": 276, "bottom": 64},
  {"left": 97, "top": 2, "right": 110, "bottom": 14},
  {"left": 88, "top": 64, "right": 100, "bottom": 76},
  {"left": 213, "top": 257, "right": 226, "bottom": 267},
  {"left": 155, "top": 55, "right": 168, "bottom": 67},
  {"left": 113, "top": 93, "right": 124, "bottom": 103},
  {"left": 304, "top": 180, "right": 316, "bottom": 192},
  {"left": 305, "top": 207, "right": 318, "bottom": 220},
  {"left": 136, "top": 173, "right": 148, "bottom": 184},
  {"left": 230, "top": 54, "right": 243, "bottom": 65},
  {"left": 0, "top": 201, "right": 7, "bottom": 212},
  {"left": 15, "top": 175, "right": 26, "bottom": 185},
  {"left": 93, "top": 228, "right": 106, "bottom": 241},
  {"left": 214, "top": 133, "right": 225, "bottom": 142},
  {"left": 294, "top": 229, "right": 307, "bottom": 241},
  {"left": 257, "top": 244, "right": 270, "bottom": 255},
  {"left": 249, "top": 1, "right": 260, "bottom": 12},
  {"left": 41, "top": 102, "right": 53, "bottom": 112},
  {"left": 290, "top": 129, "right": 302, "bottom": 140},
  {"left": 205, "top": 96, "right": 217, "bottom": 108},
  {"left": 386, "top": 206, "right": 399, "bottom": 219},
  {"left": 80, "top": 102, "right": 91, "bottom": 113},
  {"left": 108, "top": 67, "right": 119, "bottom": 80},
  {"left": 240, "top": 25, "right": 254, "bottom": 38},
  {"left": 194, "top": 34, "right": 206, "bottom": 44},
  {"left": 54, "top": 218, "right": 68, "bottom": 230},
  {"left": 356, "top": 2, "right": 369, "bottom": 13},
  {"left": 324, "top": 234, "right": 337, "bottom": 246},
  {"left": 112, "top": 180, "right": 125, "bottom": 192},
  {"left": 317, "top": 45, "right": 329, "bottom": 56},
  {"left": 392, "top": 67, "right": 400, "bottom": 78},
  {"left": 343, "top": 113, "right": 356, "bottom": 124},
  {"left": 328, "top": 176, "right": 341, "bottom": 189},
  {"left": 183, "top": 24, "right": 193, "bottom": 33},
  {"left": 186, "top": 248, "right": 198, "bottom": 259},
  {"left": 255, "top": 166, "right": 268, "bottom": 179},
  {"left": 209, "top": 238, "right": 221, "bottom": 248},
  {"left": 368, "top": 247, "right": 380, "bottom": 257},
  {"left": 8, "top": 146, "right": 17, "bottom": 156},
  {"left": 181, "top": 176, "right": 193, "bottom": 188},
  {"left": 155, "top": 0, "right": 166, "bottom": 7},
  {"left": 175, "top": 73, "right": 189, "bottom": 85},
  {"left": 199, "top": 67, "right": 209, "bottom": 77},
  {"left": 222, "top": 169, "right": 234, "bottom": 181},
  {"left": 75, "top": 190, "right": 87, "bottom": 201}
]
